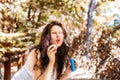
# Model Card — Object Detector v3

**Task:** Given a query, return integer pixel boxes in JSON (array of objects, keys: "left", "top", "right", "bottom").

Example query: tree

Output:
[{"left": 86, "top": 0, "right": 96, "bottom": 58}]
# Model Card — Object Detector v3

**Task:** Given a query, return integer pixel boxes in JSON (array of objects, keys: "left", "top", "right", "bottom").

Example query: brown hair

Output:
[{"left": 31, "top": 21, "right": 69, "bottom": 79}]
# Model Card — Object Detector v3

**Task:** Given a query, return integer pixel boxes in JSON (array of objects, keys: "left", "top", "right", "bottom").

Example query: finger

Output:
[
  {"left": 47, "top": 49, "right": 57, "bottom": 57},
  {"left": 48, "top": 44, "right": 57, "bottom": 50},
  {"left": 67, "top": 63, "right": 71, "bottom": 69},
  {"left": 48, "top": 46, "right": 56, "bottom": 54},
  {"left": 74, "top": 61, "right": 78, "bottom": 69},
  {"left": 51, "top": 50, "right": 57, "bottom": 54},
  {"left": 67, "top": 64, "right": 72, "bottom": 72},
  {"left": 49, "top": 47, "right": 57, "bottom": 53},
  {"left": 48, "top": 45, "right": 53, "bottom": 50}
]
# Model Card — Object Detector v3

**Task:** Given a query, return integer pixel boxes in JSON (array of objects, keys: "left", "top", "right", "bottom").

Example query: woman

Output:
[{"left": 12, "top": 21, "right": 72, "bottom": 80}]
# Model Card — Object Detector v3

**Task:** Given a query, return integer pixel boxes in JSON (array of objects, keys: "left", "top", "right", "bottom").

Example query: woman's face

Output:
[{"left": 50, "top": 25, "right": 64, "bottom": 48}]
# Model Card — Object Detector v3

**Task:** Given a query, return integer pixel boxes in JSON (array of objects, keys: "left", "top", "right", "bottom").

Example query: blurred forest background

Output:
[{"left": 0, "top": 0, "right": 120, "bottom": 80}]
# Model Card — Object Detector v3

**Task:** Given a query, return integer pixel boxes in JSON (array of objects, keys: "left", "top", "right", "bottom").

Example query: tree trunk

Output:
[
  {"left": 4, "top": 53, "right": 11, "bottom": 80},
  {"left": 27, "top": 1, "right": 32, "bottom": 20},
  {"left": 86, "top": 0, "right": 96, "bottom": 58},
  {"left": 37, "top": 12, "right": 41, "bottom": 22}
]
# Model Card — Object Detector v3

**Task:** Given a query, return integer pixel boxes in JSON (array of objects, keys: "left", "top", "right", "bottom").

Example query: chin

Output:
[{"left": 56, "top": 44, "right": 62, "bottom": 47}]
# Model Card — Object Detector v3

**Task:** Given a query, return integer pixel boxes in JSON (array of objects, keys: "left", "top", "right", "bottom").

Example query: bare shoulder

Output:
[
  {"left": 25, "top": 48, "right": 42, "bottom": 80},
  {"left": 25, "top": 48, "right": 41, "bottom": 70},
  {"left": 28, "top": 48, "right": 40, "bottom": 57}
]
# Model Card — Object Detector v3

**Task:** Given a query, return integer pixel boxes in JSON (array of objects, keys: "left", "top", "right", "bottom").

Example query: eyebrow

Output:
[
  {"left": 51, "top": 31, "right": 63, "bottom": 33},
  {"left": 51, "top": 31, "right": 56, "bottom": 32}
]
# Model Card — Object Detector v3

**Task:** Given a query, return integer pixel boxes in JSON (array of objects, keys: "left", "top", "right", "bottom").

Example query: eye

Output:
[{"left": 51, "top": 32, "right": 57, "bottom": 34}]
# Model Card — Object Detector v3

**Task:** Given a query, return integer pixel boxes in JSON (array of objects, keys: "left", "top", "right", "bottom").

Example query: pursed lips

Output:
[{"left": 56, "top": 39, "right": 61, "bottom": 44}]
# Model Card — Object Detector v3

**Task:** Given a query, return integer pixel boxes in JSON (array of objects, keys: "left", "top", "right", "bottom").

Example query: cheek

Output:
[
  {"left": 51, "top": 36, "right": 56, "bottom": 43},
  {"left": 51, "top": 35, "right": 56, "bottom": 40},
  {"left": 61, "top": 35, "right": 64, "bottom": 40}
]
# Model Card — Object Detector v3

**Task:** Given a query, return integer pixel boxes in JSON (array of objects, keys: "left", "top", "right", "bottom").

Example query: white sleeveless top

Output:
[
  {"left": 12, "top": 48, "right": 57, "bottom": 80},
  {"left": 50, "top": 68, "right": 57, "bottom": 80},
  {"left": 12, "top": 65, "right": 33, "bottom": 80},
  {"left": 12, "top": 65, "right": 57, "bottom": 80}
]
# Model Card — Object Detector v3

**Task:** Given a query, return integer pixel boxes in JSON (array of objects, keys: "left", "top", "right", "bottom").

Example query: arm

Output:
[
  {"left": 60, "top": 59, "right": 78, "bottom": 80},
  {"left": 59, "top": 73, "right": 69, "bottom": 80},
  {"left": 37, "top": 44, "right": 57, "bottom": 80},
  {"left": 25, "top": 48, "right": 55, "bottom": 80},
  {"left": 37, "top": 61, "right": 54, "bottom": 80},
  {"left": 59, "top": 65, "right": 72, "bottom": 80}
]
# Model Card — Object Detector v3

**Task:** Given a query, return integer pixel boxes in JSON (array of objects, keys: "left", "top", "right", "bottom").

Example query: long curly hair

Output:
[{"left": 31, "top": 21, "right": 69, "bottom": 79}]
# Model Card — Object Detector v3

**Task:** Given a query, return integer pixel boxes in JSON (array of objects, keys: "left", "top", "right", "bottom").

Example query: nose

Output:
[{"left": 56, "top": 33, "right": 60, "bottom": 37}]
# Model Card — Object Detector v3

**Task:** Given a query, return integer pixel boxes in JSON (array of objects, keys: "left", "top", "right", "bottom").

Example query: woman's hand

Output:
[
  {"left": 37, "top": 45, "right": 57, "bottom": 80},
  {"left": 59, "top": 64, "right": 72, "bottom": 80},
  {"left": 64, "top": 64, "right": 72, "bottom": 76},
  {"left": 64, "top": 60, "right": 78, "bottom": 76},
  {"left": 47, "top": 44, "right": 57, "bottom": 64}
]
